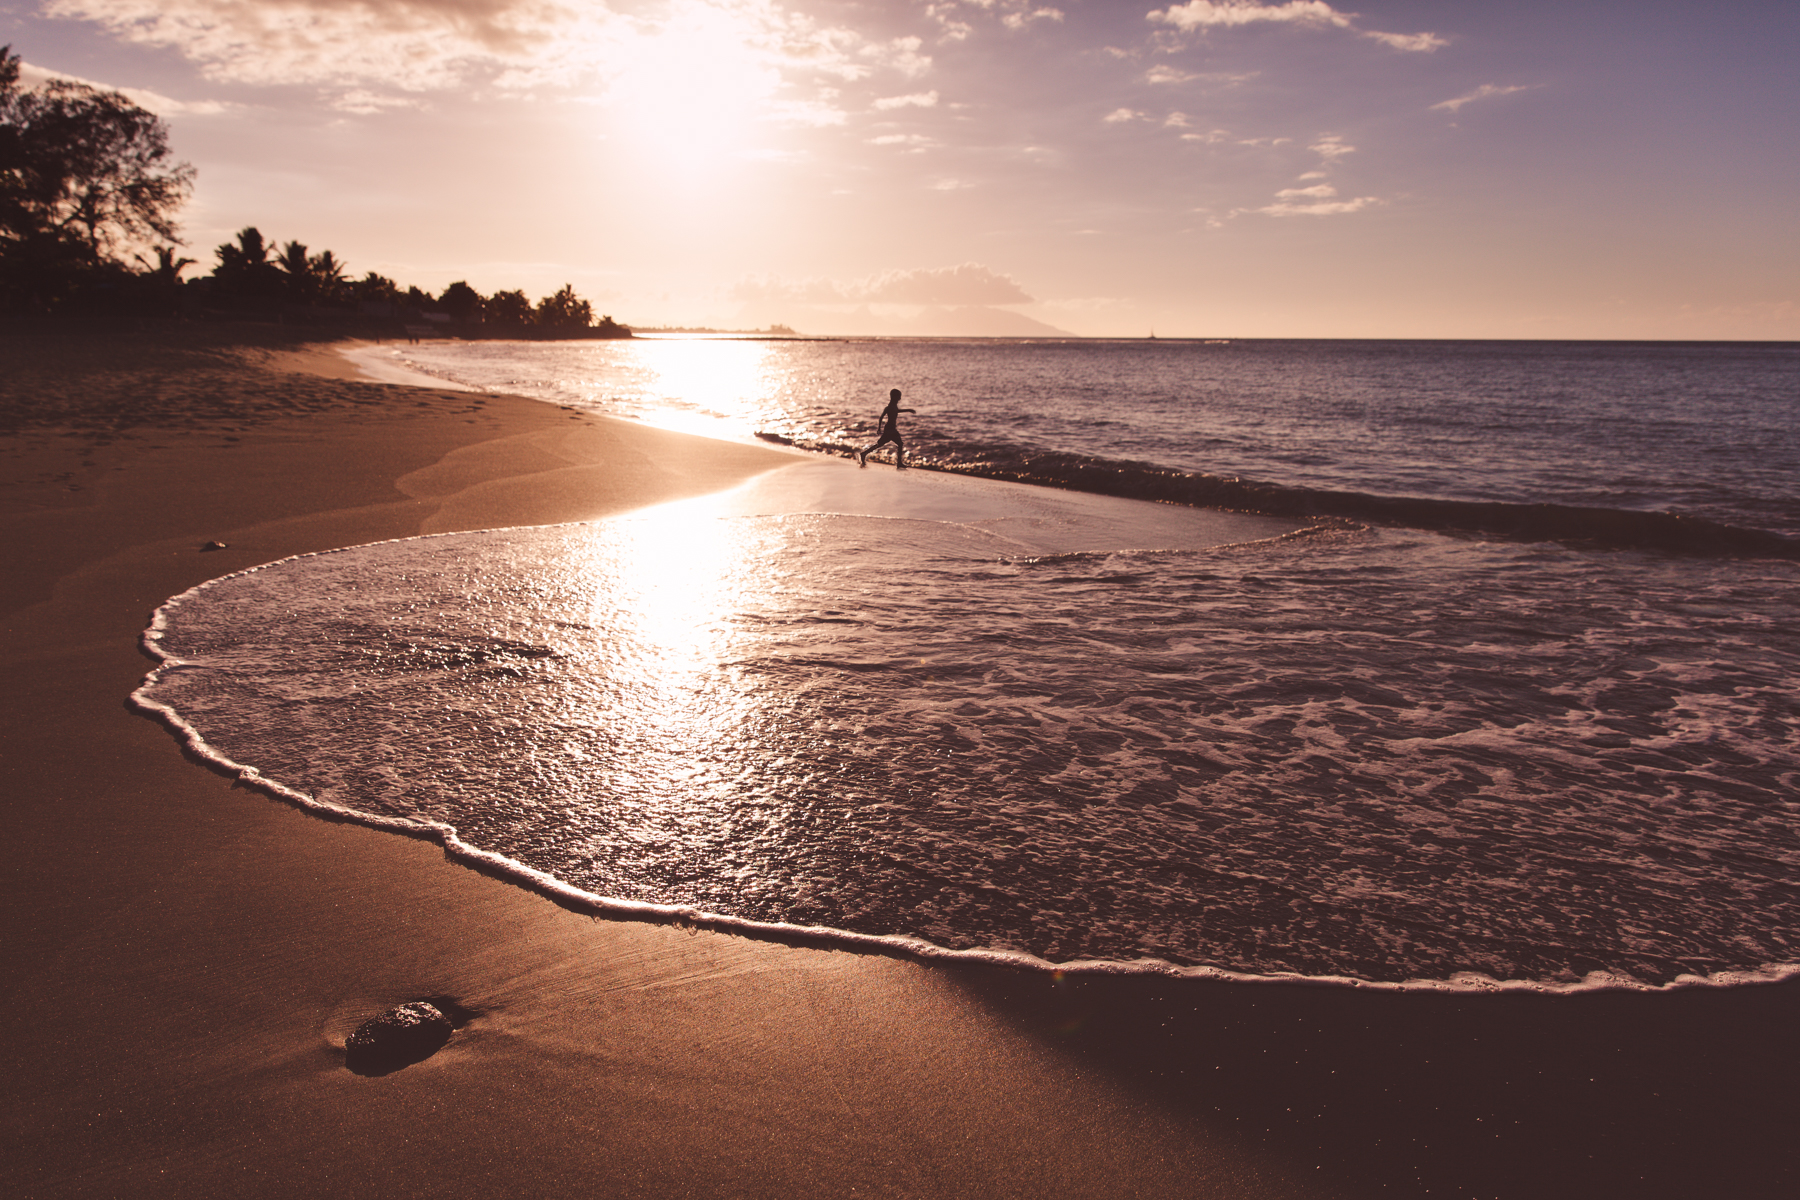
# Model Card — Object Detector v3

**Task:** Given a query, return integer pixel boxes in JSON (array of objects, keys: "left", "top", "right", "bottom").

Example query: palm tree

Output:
[
  {"left": 309, "top": 248, "right": 348, "bottom": 305},
  {"left": 276, "top": 239, "right": 313, "bottom": 301},
  {"left": 485, "top": 288, "right": 531, "bottom": 328},
  {"left": 135, "top": 244, "right": 195, "bottom": 286},
  {"left": 534, "top": 283, "right": 593, "bottom": 331},
  {"left": 212, "top": 226, "right": 282, "bottom": 303}
]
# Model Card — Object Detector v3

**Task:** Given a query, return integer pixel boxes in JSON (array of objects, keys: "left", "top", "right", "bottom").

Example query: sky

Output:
[{"left": 4, "top": 0, "right": 1796, "bottom": 338}]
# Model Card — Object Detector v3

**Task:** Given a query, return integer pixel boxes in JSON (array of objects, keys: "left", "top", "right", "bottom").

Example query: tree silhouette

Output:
[
  {"left": 275, "top": 239, "right": 313, "bottom": 300},
  {"left": 211, "top": 225, "right": 283, "bottom": 304},
  {"left": 309, "top": 249, "right": 348, "bottom": 304},
  {"left": 534, "top": 282, "right": 593, "bottom": 330},
  {"left": 439, "top": 279, "right": 484, "bottom": 322},
  {"left": 0, "top": 46, "right": 193, "bottom": 262},
  {"left": 486, "top": 288, "right": 531, "bottom": 328},
  {"left": 352, "top": 271, "right": 399, "bottom": 306},
  {"left": 136, "top": 244, "right": 194, "bottom": 284}
]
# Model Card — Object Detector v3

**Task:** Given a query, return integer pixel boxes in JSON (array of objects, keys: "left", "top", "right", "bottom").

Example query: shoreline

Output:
[
  {"left": 4, "top": 326, "right": 1795, "bottom": 1198},
  {"left": 132, "top": 541, "right": 1800, "bottom": 996}
]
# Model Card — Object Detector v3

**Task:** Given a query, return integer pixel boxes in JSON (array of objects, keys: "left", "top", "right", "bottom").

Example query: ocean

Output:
[{"left": 134, "top": 338, "right": 1800, "bottom": 991}]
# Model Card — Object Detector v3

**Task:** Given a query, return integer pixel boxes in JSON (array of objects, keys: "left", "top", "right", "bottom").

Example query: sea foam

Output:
[{"left": 134, "top": 512, "right": 1800, "bottom": 991}]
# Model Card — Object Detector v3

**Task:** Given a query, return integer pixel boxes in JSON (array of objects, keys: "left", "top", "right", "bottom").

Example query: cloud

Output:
[
  {"left": 733, "top": 263, "right": 1034, "bottom": 306},
  {"left": 1104, "top": 107, "right": 1145, "bottom": 123},
  {"left": 1237, "top": 173, "right": 1379, "bottom": 217},
  {"left": 1144, "top": 64, "right": 1197, "bottom": 84},
  {"left": 1147, "top": 1, "right": 1442, "bottom": 52},
  {"left": 926, "top": 0, "right": 1062, "bottom": 37},
  {"left": 41, "top": 0, "right": 927, "bottom": 122},
  {"left": 874, "top": 90, "right": 939, "bottom": 109},
  {"left": 1431, "top": 83, "right": 1534, "bottom": 113},
  {"left": 1148, "top": 1, "right": 1353, "bottom": 32},
  {"left": 1251, "top": 195, "right": 1379, "bottom": 216},
  {"left": 45, "top": 0, "right": 563, "bottom": 91},
  {"left": 925, "top": 3, "right": 975, "bottom": 42},
  {"left": 865, "top": 264, "right": 1033, "bottom": 304},
  {"left": 1002, "top": 7, "right": 1065, "bottom": 30},
  {"left": 869, "top": 133, "right": 935, "bottom": 149},
  {"left": 16, "top": 59, "right": 232, "bottom": 115},
  {"left": 1309, "top": 134, "right": 1354, "bottom": 160},
  {"left": 1364, "top": 30, "right": 1447, "bottom": 53},
  {"left": 869, "top": 34, "right": 933, "bottom": 79},
  {"left": 332, "top": 90, "right": 427, "bottom": 115}
]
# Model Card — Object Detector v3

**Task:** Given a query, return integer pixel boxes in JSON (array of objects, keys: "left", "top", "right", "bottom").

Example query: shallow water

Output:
[
  {"left": 137, "top": 502, "right": 1800, "bottom": 988},
  {"left": 387, "top": 337, "right": 1800, "bottom": 540}
]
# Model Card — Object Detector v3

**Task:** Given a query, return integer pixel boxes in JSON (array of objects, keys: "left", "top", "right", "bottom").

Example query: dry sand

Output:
[{"left": 2, "top": 325, "right": 1793, "bottom": 1199}]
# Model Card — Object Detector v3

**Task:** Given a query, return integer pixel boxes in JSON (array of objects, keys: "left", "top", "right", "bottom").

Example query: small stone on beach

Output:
[{"left": 345, "top": 1000, "right": 453, "bottom": 1074}]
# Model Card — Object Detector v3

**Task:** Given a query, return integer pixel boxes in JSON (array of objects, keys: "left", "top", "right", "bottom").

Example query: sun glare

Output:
[
  {"left": 635, "top": 338, "right": 781, "bottom": 435},
  {"left": 605, "top": 14, "right": 779, "bottom": 175},
  {"left": 570, "top": 513, "right": 782, "bottom": 826}
]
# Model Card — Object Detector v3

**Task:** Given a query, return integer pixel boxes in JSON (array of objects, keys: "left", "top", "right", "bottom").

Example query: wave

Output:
[
  {"left": 764, "top": 434, "right": 1800, "bottom": 558},
  {"left": 126, "top": 622, "right": 1800, "bottom": 997},
  {"left": 133, "top": 524, "right": 1800, "bottom": 995}
]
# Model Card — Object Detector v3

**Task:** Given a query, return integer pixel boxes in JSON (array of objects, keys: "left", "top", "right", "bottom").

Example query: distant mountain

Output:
[
  {"left": 899, "top": 306, "right": 1076, "bottom": 337},
  {"left": 783, "top": 305, "right": 1075, "bottom": 337}
]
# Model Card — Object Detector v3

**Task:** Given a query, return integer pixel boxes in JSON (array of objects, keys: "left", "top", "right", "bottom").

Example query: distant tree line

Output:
[
  {"left": 203, "top": 224, "right": 629, "bottom": 338},
  {"left": 0, "top": 46, "right": 629, "bottom": 338}
]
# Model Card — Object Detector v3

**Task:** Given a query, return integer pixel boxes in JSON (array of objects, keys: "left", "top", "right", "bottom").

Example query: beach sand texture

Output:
[{"left": 2, "top": 326, "right": 1794, "bottom": 1198}]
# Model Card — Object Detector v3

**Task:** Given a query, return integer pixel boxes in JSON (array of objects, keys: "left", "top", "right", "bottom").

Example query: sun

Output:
[{"left": 603, "top": 9, "right": 781, "bottom": 176}]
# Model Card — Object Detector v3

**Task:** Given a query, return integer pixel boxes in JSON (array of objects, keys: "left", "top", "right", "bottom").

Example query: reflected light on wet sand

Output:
[{"left": 562, "top": 515, "right": 792, "bottom": 875}]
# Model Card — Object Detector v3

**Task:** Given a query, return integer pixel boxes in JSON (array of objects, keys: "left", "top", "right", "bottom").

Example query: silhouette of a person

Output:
[{"left": 859, "top": 389, "right": 917, "bottom": 468}]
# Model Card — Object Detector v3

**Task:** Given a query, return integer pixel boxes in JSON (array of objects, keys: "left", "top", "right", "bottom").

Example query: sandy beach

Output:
[{"left": 3, "top": 325, "right": 1794, "bottom": 1199}]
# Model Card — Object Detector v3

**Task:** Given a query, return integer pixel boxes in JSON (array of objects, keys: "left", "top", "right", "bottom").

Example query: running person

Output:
[{"left": 858, "top": 389, "right": 916, "bottom": 468}]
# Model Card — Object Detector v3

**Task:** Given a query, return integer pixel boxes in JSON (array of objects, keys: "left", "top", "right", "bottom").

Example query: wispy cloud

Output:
[
  {"left": 869, "top": 133, "right": 935, "bottom": 150},
  {"left": 1309, "top": 134, "right": 1354, "bottom": 160},
  {"left": 1365, "top": 30, "right": 1447, "bottom": 53},
  {"left": 925, "top": 0, "right": 1062, "bottom": 40},
  {"left": 1431, "top": 83, "right": 1534, "bottom": 113},
  {"left": 874, "top": 90, "right": 939, "bottom": 110},
  {"left": 1145, "top": 64, "right": 1197, "bottom": 84},
  {"left": 40, "top": 0, "right": 926, "bottom": 126},
  {"left": 1150, "top": 1, "right": 1353, "bottom": 32},
  {"left": 1252, "top": 194, "right": 1380, "bottom": 217},
  {"left": 1239, "top": 175, "right": 1378, "bottom": 217},
  {"left": 1147, "top": 1, "right": 1442, "bottom": 52},
  {"left": 1274, "top": 183, "right": 1336, "bottom": 199},
  {"left": 17, "top": 59, "right": 232, "bottom": 115},
  {"left": 45, "top": 0, "right": 574, "bottom": 91},
  {"left": 1003, "top": 7, "right": 1065, "bottom": 31},
  {"left": 733, "top": 263, "right": 1033, "bottom": 306}
]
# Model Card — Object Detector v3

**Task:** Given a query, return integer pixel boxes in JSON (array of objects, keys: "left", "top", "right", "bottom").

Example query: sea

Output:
[{"left": 134, "top": 337, "right": 1800, "bottom": 991}]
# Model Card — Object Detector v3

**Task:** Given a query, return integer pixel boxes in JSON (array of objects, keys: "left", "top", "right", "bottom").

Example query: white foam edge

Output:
[
  {"left": 334, "top": 342, "right": 483, "bottom": 393},
  {"left": 131, "top": 523, "right": 1800, "bottom": 996}
]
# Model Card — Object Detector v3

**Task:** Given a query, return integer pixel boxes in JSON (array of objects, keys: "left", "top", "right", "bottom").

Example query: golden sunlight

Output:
[
  {"left": 603, "top": 11, "right": 779, "bottom": 175},
  {"left": 575, "top": 513, "right": 778, "bottom": 802},
  {"left": 624, "top": 337, "right": 783, "bottom": 440}
]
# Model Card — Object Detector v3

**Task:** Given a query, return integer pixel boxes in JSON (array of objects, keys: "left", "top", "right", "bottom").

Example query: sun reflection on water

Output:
[
  {"left": 556, "top": 514, "right": 795, "bottom": 891},
  {"left": 617, "top": 338, "right": 785, "bottom": 441}
]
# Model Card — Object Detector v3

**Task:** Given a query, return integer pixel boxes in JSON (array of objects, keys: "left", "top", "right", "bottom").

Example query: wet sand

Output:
[{"left": 2, "top": 326, "right": 1794, "bottom": 1198}]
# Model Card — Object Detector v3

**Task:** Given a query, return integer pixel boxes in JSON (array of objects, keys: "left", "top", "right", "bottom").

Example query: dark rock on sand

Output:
[
  {"left": 200, "top": 540, "right": 228, "bottom": 551},
  {"left": 345, "top": 1000, "right": 453, "bottom": 1075}
]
